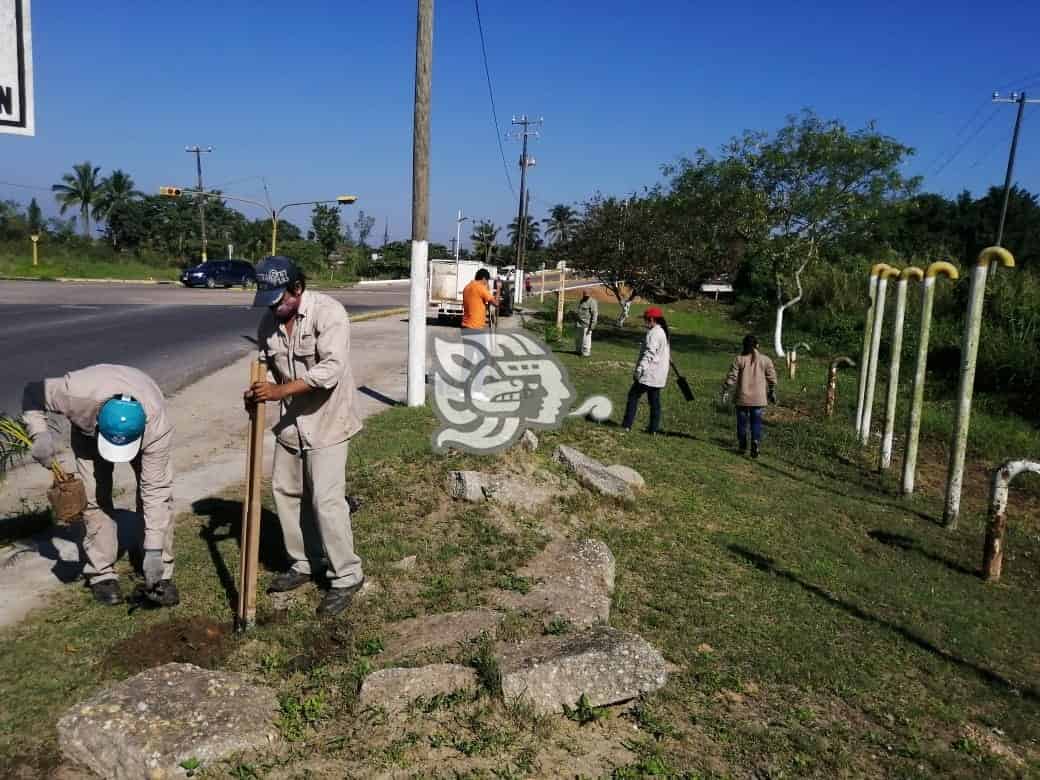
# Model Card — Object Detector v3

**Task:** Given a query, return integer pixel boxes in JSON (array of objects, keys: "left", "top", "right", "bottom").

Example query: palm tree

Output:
[
  {"left": 52, "top": 162, "right": 103, "bottom": 238},
  {"left": 508, "top": 215, "right": 541, "bottom": 250},
  {"left": 470, "top": 220, "right": 499, "bottom": 262},
  {"left": 94, "top": 169, "right": 143, "bottom": 222},
  {"left": 543, "top": 203, "right": 578, "bottom": 245}
]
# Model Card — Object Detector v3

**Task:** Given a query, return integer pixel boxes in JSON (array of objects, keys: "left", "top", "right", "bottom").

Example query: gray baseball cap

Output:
[{"left": 253, "top": 256, "right": 302, "bottom": 307}]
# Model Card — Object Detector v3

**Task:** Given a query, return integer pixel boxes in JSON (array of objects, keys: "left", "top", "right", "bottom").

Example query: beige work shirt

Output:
[
  {"left": 258, "top": 290, "right": 362, "bottom": 451},
  {"left": 724, "top": 351, "right": 778, "bottom": 407},
  {"left": 22, "top": 364, "right": 174, "bottom": 549}
]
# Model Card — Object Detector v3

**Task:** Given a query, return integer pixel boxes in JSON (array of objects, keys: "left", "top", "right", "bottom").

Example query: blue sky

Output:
[{"left": 2, "top": 0, "right": 1039, "bottom": 247}]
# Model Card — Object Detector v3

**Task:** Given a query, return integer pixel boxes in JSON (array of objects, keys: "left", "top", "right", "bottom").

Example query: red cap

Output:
[{"left": 644, "top": 306, "right": 663, "bottom": 319}]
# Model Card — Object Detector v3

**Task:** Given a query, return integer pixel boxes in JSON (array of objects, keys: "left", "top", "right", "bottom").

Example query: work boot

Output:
[
  {"left": 316, "top": 578, "right": 365, "bottom": 618},
  {"left": 90, "top": 579, "right": 124, "bottom": 605},
  {"left": 267, "top": 570, "right": 312, "bottom": 593},
  {"left": 149, "top": 580, "right": 180, "bottom": 607},
  {"left": 750, "top": 441, "right": 760, "bottom": 459}
]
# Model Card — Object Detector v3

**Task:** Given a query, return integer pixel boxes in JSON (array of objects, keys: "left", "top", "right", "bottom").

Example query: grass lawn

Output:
[
  {"left": 0, "top": 254, "right": 181, "bottom": 281},
  {"left": 1, "top": 301, "right": 1039, "bottom": 779}
]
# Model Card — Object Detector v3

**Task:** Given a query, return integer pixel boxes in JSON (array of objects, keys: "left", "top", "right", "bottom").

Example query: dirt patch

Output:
[{"left": 106, "top": 617, "right": 232, "bottom": 674}]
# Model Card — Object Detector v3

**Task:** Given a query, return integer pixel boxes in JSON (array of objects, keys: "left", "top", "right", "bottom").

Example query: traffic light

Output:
[{"left": 159, "top": 186, "right": 182, "bottom": 197}]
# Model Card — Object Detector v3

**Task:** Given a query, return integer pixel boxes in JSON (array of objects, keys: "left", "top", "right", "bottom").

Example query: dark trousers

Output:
[
  {"left": 622, "top": 382, "right": 662, "bottom": 433},
  {"left": 736, "top": 406, "right": 764, "bottom": 450}
]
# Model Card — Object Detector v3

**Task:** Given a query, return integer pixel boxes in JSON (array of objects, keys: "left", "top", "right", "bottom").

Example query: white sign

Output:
[{"left": 0, "top": 0, "right": 33, "bottom": 136}]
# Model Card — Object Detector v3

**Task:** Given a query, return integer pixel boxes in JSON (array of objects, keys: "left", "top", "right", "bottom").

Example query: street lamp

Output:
[{"left": 159, "top": 187, "right": 358, "bottom": 255}]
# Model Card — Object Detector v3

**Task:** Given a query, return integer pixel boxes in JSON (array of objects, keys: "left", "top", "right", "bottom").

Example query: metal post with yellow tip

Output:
[
  {"left": 943, "top": 247, "right": 1015, "bottom": 528},
  {"left": 900, "top": 261, "right": 959, "bottom": 495},
  {"left": 855, "top": 264, "right": 889, "bottom": 436},
  {"left": 879, "top": 266, "right": 924, "bottom": 470},
  {"left": 860, "top": 265, "right": 901, "bottom": 445}
]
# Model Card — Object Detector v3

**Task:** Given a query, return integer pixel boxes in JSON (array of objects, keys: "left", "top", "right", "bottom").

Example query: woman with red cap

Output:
[{"left": 621, "top": 307, "right": 670, "bottom": 434}]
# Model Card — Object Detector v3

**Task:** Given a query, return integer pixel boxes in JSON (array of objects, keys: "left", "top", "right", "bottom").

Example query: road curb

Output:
[
  {"left": 0, "top": 275, "right": 176, "bottom": 284},
  {"left": 351, "top": 307, "right": 409, "bottom": 323}
]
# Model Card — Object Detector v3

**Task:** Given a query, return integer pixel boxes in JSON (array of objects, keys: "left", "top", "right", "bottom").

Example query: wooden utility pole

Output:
[
  {"left": 186, "top": 145, "right": 212, "bottom": 260},
  {"left": 555, "top": 266, "right": 566, "bottom": 333},
  {"left": 992, "top": 91, "right": 1039, "bottom": 247},
  {"left": 510, "top": 116, "right": 541, "bottom": 282},
  {"left": 237, "top": 359, "right": 266, "bottom": 631},
  {"left": 407, "top": 0, "right": 433, "bottom": 407}
]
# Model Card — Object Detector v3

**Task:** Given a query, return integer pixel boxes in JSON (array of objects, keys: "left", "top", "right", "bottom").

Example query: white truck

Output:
[{"left": 427, "top": 259, "right": 498, "bottom": 321}]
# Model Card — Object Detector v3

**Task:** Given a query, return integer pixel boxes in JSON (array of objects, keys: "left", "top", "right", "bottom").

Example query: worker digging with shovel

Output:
[
  {"left": 22, "top": 365, "right": 178, "bottom": 607},
  {"left": 245, "top": 256, "right": 365, "bottom": 618}
]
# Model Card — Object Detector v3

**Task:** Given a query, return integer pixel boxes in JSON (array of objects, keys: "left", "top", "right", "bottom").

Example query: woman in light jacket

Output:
[
  {"left": 722, "top": 334, "right": 778, "bottom": 458},
  {"left": 621, "top": 307, "right": 670, "bottom": 434}
]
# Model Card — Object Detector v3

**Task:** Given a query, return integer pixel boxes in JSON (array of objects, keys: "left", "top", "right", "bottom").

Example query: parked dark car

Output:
[{"left": 180, "top": 260, "right": 256, "bottom": 288}]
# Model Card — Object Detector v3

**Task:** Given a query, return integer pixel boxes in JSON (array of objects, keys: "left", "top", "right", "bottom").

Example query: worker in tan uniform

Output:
[
  {"left": 245, "top": 256, "right": 364, "bottom": 617},
  {"left": 22, "top": 365, "right": 177, "bottom": 606}
]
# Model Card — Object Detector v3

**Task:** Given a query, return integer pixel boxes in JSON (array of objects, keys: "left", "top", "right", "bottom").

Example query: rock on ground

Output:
[
  {"left": 447, "top": 470, "right": 556, "bottom": 510},
  {"left": 359, "top": 664, "right": 478, "bottom": 714},
  {"left": 497, "top": 626, "right": 668, "bottom": 715},
  {"left": 383, "top": 608, "right": 503, "bottom": 662},
  {"left": 552, "top": 445, "right": 634, "bottom": 500},
  {"left": 448, "top": 470, "right": 487, "bottom": 503},
  {"left": 519, "top": 429, "right": 539, "bottom": 451},
  {"left": 392, "top": 554, "right": 417, "bottom": 571},
  {"left": 605, "top": 464, "right": 645, "bottom": 489},
  {"left": 57, "top": 662, "right": 277, "bottom": 780},
  {"left": 490, "top": 539, "right": 615, "bottom": 628}
]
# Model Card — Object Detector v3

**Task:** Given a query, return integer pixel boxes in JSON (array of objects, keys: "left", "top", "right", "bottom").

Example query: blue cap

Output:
[
  {"left": 97, "top": 395, "right": 147, "bottom": 463},
  {"left": 253, "top": 256, "right": 302, "bottom": 308}
]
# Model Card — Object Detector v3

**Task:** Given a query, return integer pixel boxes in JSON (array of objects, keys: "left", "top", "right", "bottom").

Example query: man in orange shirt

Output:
[{"left": 461, "top": 268, "right": 499, "bottom": 330}]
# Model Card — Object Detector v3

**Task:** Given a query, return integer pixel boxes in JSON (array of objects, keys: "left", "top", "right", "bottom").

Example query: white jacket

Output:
[{"left": 635, "top": 325, "right": 670, "bottom": 388}]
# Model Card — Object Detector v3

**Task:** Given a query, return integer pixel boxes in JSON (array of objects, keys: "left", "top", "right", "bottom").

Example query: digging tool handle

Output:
[{"left": 237, "top": 360, "right": 266, "bottom": 630}]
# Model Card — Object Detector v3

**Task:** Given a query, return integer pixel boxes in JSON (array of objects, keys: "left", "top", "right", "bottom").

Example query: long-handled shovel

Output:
[{"left": 236, "top": 360, "right": 266, "bottom": 631}]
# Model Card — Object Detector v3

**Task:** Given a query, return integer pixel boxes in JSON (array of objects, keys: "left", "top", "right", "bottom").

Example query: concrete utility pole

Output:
[
  {"left": 510, "top": 115, "right": 541, "bottom": 285},
  {"left": 185, "top": 146, "right": 212, "bottom": 260},
  {"left": 408, "top": 0, "right": 433, "bottom": 407},
  {"left": 992, "top": 91, "right": 1039, "bottom": 247}
]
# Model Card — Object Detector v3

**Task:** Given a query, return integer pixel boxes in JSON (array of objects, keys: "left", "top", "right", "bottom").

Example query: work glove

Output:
[
  {"left": 30, "top": 436, "right": 55, "bottom": 469},
  {"left": 767, "top": 386, "right": 778, "bottom": 405},
  {"left": 143, "top": 549, "right": 164, "bottom": 590}
]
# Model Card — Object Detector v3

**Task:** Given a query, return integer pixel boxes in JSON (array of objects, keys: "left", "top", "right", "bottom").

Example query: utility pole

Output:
[
  {"left": 408, "top": 0, "right": 433, "bottom": 407},
  {"left": 185, "top": 146, "right": 213, "bottom": 260},
  {"left": 992, "top": 91, "right": 1039, "bottom": 246},
  {"left": 510, "top": 115, "right": 541, "bottom": 285}
]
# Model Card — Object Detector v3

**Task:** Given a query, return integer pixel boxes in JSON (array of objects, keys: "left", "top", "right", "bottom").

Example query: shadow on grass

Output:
[
  {"left": 867, "top": 530, "right": 979, "bottom": 579},
  {"left": 754, "top": 459, "right": 942, "bottom": 527},
  {"left": 192, "top": 498, "right": 287, "bottom": 611},
  {"left": 727, "top": 543, "right": 1039, "bottom": 703}
]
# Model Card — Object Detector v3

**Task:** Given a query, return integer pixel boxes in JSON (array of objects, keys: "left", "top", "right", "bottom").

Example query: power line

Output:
[
  {"left": 921, "top": 99, "right": 991, "bottom": 173},
  {"left": 0, "top": 179, "right": 50, "bottom": 192},
  {"left": 930, "top": 106, "right": 1002, "bottom": 177},
  {"left": 473, "top": 0, "right": 516, "bottom": 199}
]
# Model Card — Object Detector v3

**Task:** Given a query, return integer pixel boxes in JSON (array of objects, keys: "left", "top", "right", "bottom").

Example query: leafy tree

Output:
[
  {"left": 736, "top": 111, "right": 919, "bottom": 355},
  {"left": 354, "top": 210, "right": 375, "bottom": 248},
  {"left": 52, "top": 161, "right": 103, "bottom": 238},
  {"left": 26, "top": 198, "right": 42, "bottom": 235},
  {"left": 508, "top": 215, "right": 541, "bottom": 251},
  {"left": 96, "top": 170, "right": 144, "bottom": 249},
  {"left": 543, "top": 204, "right": 578, "bottom": 245},
  {"left": 470, "top": 220, "right": 499, "bottom": 262},
  {"left": 311, "top": 203, "right": 341, "bottom": 258}
]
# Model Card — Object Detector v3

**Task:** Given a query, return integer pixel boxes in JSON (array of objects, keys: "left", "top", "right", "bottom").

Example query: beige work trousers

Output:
[
  {"left": 576, "top": 326, "right": 592, "bottom": 356},
  {"left": 272, "top": 439, "right": 363, "bottom": 589},
  {"left": 72, "top": 429, "right": 176, "bottom": 585}
]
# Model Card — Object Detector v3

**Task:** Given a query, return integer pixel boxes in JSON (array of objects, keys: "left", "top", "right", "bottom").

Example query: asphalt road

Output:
[{"left": 0, "top": 281, "right": 409, "bottom": 416}]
